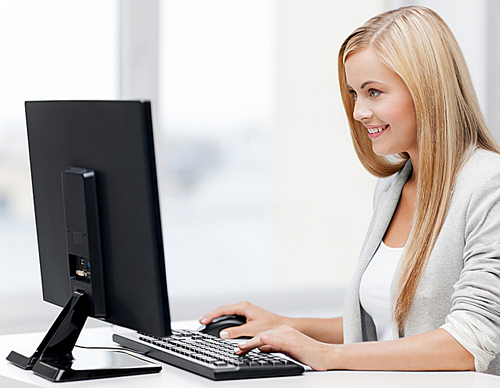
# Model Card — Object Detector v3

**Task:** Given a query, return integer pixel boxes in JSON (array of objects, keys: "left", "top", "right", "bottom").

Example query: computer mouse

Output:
[{"left": 199, "top": 315, "right": 247, "bottom": 338}]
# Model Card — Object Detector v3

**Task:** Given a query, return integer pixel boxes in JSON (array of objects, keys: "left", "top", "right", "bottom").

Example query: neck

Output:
[{"left": 408, "top": 151, "right": 419, "bottom": 184}]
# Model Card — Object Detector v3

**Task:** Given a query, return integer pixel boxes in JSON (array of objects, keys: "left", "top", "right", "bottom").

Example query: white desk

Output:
[{"left": 1, "top": 323, "right": 499, "bottom": 388}]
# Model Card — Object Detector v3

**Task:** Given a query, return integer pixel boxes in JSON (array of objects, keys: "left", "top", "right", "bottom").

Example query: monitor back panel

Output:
[{"left": 25, "top": 100, "right": 171, "bottom": 336}]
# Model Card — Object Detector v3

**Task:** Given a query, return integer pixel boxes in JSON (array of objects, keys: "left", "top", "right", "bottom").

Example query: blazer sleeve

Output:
[{"left": 441, "top": 159, "right": 500, "bottom": 372}]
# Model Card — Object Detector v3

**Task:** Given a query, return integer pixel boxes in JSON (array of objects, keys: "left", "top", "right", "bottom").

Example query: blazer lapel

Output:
[
  {"left": 343, "top": 160, "right": 412, "bottom": 343},
  {"left": 358, "top": 161, "right": 412, "bottom": 274}
]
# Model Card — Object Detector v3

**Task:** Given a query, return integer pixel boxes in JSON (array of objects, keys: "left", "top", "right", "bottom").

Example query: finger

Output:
[
  {"left": 236, "top": 329, "right": 280, "bottom": 353},
  {"left": 219, "top": 325, "right": 251, "bottom": 339},
  {"left": 199, "top": 305, "right": 233, "bottom": 324},
  {"left": 235, "top": 336, "right": 263, "bottom": 355},
  {"left": 199, "top": 303, "right": 248, "bottom": 324},
  {"left": 248, "top": 333, "right": 287, "bottom": 354},
  {"left": 258, "top": 345, "right": 282, "bottom": 353}
]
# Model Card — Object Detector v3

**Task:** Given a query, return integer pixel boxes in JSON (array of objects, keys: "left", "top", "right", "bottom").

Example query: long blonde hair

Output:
[{"left": 338, "top": 6, "right": 500, "bottom": 333}]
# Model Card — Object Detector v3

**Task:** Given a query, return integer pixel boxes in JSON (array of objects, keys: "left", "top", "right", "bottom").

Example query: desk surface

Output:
[{"left": 1, "top": 322, "right": 500, "bottom": 388}]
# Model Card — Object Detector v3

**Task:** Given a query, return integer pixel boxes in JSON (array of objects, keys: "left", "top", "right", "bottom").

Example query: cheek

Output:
[{"left": 385, "top": 99, "right": 416, "bottom": 131}]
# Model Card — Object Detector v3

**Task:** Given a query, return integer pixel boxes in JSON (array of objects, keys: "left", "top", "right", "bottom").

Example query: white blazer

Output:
[{"left": 343, "top": 149, "right": 500, "bottom": 374}]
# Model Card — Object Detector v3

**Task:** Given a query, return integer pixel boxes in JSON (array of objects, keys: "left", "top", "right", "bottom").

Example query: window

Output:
[
  {"left": 0, "top": 0, "right": 119, "bottom": 313},
  {"left": 157, "top": 0, "right": 276, "bottom": 298}
]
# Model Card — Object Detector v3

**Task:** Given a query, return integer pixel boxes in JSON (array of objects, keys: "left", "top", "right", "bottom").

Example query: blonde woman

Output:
[{"left": 200, "top": 6, "right": 500, "bottom": 373}]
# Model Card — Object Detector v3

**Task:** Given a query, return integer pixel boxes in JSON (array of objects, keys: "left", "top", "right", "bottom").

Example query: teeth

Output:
[{"left": 368, "top": 125, "right": 387, "bottom": 134}]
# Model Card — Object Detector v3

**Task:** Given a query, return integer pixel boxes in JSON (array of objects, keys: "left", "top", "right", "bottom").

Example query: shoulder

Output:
[
  {"left": 452, "top": 149, "right": 500, "bottom": 226},
  {"left": 456, "top": 149, "right": 500, "bottom": 192},
  {"left": 458, "top": 148, "right": 500, "bottom": 183}
]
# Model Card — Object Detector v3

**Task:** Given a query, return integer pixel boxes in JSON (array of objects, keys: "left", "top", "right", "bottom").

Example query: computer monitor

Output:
[{"left": 7, "top": 100, "right": 172, "bottom": 381}]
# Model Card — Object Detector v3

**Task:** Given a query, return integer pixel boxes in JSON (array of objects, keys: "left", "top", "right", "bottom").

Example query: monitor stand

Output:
[{"left": 6, "top": 291, "right": 161, "bottom": 382}]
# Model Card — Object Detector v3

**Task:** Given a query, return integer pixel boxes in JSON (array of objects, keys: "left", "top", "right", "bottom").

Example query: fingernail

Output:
[
  {"left": 235, "top": 343, "right": 246, "bottom": 354},
  {"left": 220, "top": 331, "right": 228, "bottom": 338},
  {"left": 200, "top": 317, "right": 207, "bottom": 324}
]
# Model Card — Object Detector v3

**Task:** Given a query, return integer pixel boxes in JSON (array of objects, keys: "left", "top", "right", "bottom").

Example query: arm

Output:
[
  {"left": 285, "top": 316, "right": 343, "bottom": 344},
  {"left": 199, "top": 301, "right": 343, "bottom": 343},
  {"left": 330, "top": 328, "right": 474, "bottom": 371},
  {"left": 236, "top": 326, "right": 475, "bottom": 371}
]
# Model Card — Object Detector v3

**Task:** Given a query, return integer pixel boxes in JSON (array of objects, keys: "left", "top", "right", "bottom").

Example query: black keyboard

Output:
[{"left": 113, "top": 329, "right": 304, "bottom": 380}]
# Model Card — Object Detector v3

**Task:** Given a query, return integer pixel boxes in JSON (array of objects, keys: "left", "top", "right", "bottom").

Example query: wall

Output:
[{"left": 270, "top": 1, "right": 383, "bottom": 290}]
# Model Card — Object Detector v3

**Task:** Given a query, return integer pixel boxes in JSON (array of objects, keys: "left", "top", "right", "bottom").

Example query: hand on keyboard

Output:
[
  {"left": 235, "top": 325, "right": 334, "bottom": 371},
  {"left": 113, "top": 329, "right": 305, "bottom": 380}
]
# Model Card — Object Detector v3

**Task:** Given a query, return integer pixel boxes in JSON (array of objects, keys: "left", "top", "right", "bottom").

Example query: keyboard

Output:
[{"left": 112, "top": 329, "right": 305, "bottom": 380}]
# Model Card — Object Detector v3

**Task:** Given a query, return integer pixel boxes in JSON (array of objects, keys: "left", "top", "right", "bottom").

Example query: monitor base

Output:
[{"left": 6, "top": 291, "right": 161, "bottom": 382}]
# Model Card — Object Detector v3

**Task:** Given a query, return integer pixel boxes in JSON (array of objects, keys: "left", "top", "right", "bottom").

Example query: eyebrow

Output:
[
  {"left": 360, "top": 80, "right": 380, "bottom": 89},
  {"left": 346, "top": 80, "right": 384, "bottom": 91}
]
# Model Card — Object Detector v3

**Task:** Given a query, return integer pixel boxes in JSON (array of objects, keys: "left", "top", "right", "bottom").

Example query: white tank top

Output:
[{"left": 359, "top": 241, "right": 404, "bottom": 341}]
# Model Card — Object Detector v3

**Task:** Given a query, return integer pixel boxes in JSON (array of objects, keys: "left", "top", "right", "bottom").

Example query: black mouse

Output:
[{"left": 199, "top": 315, "right": 247, "bottom": 338}]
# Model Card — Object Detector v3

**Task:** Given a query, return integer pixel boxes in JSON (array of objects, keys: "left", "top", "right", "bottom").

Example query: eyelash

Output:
[
  {"left": 348, "top": 89, "right": 382, "bottom": 99},
  {"left": 368, "top": 89, "right": 381, "bottom": 97}
]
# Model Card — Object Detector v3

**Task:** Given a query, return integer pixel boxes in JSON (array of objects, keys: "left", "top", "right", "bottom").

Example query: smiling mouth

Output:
[{"left": 367, "top": 124, "right": 389, "bottom": 134}]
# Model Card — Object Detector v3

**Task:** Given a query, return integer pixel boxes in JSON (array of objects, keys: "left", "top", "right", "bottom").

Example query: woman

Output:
[{"left": 200, "top": 6, "right": 500, "bottom": 373}]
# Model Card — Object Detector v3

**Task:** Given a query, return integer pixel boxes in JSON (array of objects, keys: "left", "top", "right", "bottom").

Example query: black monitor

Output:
[{"left": 7, "top": 100, "right": 172, "bottom": 381}]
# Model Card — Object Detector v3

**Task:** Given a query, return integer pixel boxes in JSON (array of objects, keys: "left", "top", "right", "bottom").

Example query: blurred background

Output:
[{"left": 0, "top": 0, "right": 498, "bottom": 334}]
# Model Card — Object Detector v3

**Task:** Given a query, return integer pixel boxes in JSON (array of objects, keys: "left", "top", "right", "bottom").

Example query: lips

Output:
[{"left": 367, "top": 124, "right": 389, "bottom": 139}]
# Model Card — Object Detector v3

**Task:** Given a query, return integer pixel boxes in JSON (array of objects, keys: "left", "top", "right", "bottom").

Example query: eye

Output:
[
  {"left": 368, "top": 89, "right": 381, "bottom": 97},
  {"left": 348, "top": 89, "right": 357, "bottom": 99}
]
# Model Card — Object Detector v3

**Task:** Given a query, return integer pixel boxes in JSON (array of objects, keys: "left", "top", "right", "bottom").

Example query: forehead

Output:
[{"left": 344, "top": 48, "right": 401, "bottom": 89}]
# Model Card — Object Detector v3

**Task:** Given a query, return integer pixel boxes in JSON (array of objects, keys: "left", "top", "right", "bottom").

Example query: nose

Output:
[{"left": 353, "top": 99, "right": 372, "bottom": 122}]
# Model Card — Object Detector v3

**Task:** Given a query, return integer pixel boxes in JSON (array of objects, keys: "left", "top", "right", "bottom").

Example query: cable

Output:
[{"left": 74, "top": 344, "right": 148, "bottom": 356}]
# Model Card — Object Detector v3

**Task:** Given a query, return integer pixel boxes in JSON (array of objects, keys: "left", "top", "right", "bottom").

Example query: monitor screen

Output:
[{"left": 25, "top": 100, "right": 171, "bottom": 337}]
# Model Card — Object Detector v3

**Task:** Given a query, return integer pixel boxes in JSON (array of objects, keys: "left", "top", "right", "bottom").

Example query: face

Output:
[{"left": 344, "top": 48, "right": 418, "bottom": 159}]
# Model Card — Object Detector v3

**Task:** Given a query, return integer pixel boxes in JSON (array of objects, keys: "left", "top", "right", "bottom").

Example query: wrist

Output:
[
  {"left": 279, "top": 315, "right": 297, "bottom": 329},
  {"left": 310, "top": 342, "right": 341, "bottom": 371},
  {"left": 326, "top": 343, "right": 343, "bottom": 370}
]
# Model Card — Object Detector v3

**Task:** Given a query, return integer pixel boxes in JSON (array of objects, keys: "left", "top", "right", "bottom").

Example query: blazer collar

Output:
[{"left": 360, "top": 160, "right": 413, "bottom": 273}]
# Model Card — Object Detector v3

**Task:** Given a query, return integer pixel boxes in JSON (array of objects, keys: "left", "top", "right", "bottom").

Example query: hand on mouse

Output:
[{"left": 199, "top": 301, "right": 289, "bottom": 339}]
